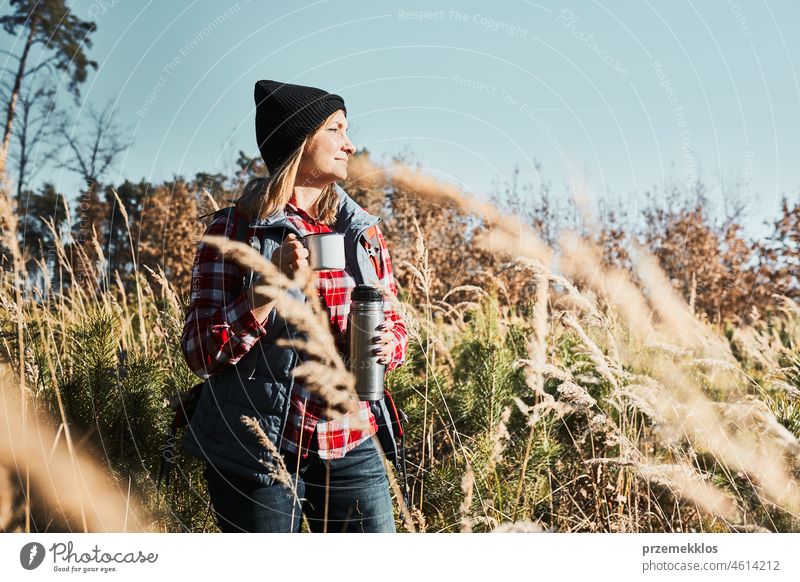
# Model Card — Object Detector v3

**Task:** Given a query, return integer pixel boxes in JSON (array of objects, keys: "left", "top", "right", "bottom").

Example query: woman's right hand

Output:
[
  {"left": 271, "top": 233, "right": 309, "bottom": 279},
  {"left": 247, "top": 233, "right": 309, "bottom": 312}
]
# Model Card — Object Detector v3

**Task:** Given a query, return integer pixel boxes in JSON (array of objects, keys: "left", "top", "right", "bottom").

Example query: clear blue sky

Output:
[{"left": 3, "top": 0, "right": 798, "bottom": 239}]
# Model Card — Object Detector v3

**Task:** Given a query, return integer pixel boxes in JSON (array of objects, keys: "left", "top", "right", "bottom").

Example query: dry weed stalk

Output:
[
  {"left": 0, "top": 371, "right": 150, "bottom": 531},
  {"left": 487, "top": 405, "right": 512, "bottom": 476},
  {"left": 492, "top": 520, "right": 546, "bottom": 532},
  {"left": 459, "top": 463, "right": 475, "bottom": 533},
  {"left": 636, "top": 463, "right": 741, "bottom": 522},
  {"left": 0, "top": 464, "right": 14, "bottom": 529},
  {"left": 559, "top": 232, "right": 653, "bottom": 344},
  {"left": 649, "top": 367, "right": 800, "bottom": 512},
  {"left": 240, "top": 414, "right": 312, "bottom": 532},
  {"left": 111, "top": 188, "right": 148, "bottom": 354}
]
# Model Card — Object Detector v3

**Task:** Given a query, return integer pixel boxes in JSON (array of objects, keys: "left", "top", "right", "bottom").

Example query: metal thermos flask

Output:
[{"left": 348, "top": 285, "right": 386, "bottom": 401}]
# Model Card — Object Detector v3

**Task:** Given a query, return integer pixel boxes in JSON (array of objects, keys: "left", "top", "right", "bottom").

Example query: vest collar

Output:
[{"left": 248, "top": 183, "right": 379, "bottom": 233}]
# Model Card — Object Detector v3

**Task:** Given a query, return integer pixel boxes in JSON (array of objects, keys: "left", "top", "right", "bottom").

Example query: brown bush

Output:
[{"left": 137, "top": 179, "right": 204, "bottom": 297}]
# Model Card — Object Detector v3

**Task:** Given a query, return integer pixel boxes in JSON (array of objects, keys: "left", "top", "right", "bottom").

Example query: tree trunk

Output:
[
  {"left": 0, "top": 22, "right": 36, "bottom": 175},
  {"left": 15, "top": 105, "right": 29, "bottom": 203}
]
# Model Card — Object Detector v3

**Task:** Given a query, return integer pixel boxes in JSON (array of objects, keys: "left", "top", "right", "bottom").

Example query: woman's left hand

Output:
[{"left": 372, "top": 318, "right": 396, "bottom": 365}]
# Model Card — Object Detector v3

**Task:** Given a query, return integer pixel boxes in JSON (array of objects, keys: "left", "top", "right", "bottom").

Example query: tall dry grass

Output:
[
  {"left": 2, "top": 153, "right": 800, "bottom": 533},
  {"left": 1, "top": 179, "right": 208, "bottom": 531},
  {"left": 343, "top": 157, "right": 800, "bottom": 532},
  {"left": 0, "top": 371, "right": 150, "bottom": 531}
]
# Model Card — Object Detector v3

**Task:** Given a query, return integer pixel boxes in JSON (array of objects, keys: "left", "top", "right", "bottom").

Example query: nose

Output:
[{"left": 341, "top": 135, "right": 356, "bottom": 157}]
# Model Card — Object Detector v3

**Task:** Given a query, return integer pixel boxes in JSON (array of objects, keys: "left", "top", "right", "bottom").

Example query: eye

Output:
[{"left": 328, "top": 127, "right": 339, "bottom": 132}]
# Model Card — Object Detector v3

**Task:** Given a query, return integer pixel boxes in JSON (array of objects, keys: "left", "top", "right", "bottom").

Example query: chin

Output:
[{"left": 330, "top": 167, "right": 347, "bottom": 182}]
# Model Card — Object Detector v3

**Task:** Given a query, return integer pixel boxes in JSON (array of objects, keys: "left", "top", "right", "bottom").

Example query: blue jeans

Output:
[{"left": 204, "top": 436, "right": 396, "bottom": 533}]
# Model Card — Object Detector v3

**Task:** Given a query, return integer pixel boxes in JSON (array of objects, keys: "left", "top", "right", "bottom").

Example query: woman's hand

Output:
[
  {"left": 372, "top": 318, "right": 397, "bottom": 365},
  {"left": 247, "top": 233, "right": 308, "bottom": 313},
  {"left": 271, "top": 233, "right": 309, "bottom": 280}
]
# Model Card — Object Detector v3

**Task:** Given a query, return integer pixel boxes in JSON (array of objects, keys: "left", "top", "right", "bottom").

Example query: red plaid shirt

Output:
[{"left": 181, "top": 200, "right": 408, "bottom": 461}]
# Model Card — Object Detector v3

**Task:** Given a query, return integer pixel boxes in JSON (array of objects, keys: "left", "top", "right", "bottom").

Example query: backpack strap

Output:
[
  {"left": 361, "top": 224, "right": 383, "bottom": 280},
  {"left": 233, "top": 209, "right": 262, "bottom": 291},
  {"left": 370, "top": 391, "right": 410, "bottom": 508},
  {"left": 206, "top": 206, "right": 262, "bottom": 291}
]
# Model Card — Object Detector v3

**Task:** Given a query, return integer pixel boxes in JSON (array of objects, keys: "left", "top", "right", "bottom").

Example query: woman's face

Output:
[{"left": 297, "top": 110, "right": 355, "bottom": 186}]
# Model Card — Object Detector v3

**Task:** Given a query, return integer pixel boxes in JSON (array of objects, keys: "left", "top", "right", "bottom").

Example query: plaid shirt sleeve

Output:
[
  {"left": 372, "top": 224, "right": 408, "bottom": 372},
  {"left": 180, "top": 212, "right": 269, "bottom": 379}
]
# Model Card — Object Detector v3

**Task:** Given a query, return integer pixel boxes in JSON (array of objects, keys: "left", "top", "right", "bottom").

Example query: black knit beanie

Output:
[{"left": 254, "top": 79, "right": 347, "bottom": 173}]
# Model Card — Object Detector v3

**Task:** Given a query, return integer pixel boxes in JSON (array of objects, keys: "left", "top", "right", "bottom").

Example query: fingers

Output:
[
  {"left": 286, "top": 240, "right": 308, "bottom": 255},
  {"left": 372, "top": 319, "right": 395, "bottom": 350},
  {"left": 277, "top": 241, "right": 308, "bottom": 259},
  {"left": 292, "top": 259, "right": 309, "bottom": 272},
  {"left": 277, "top": 234, "right": 307, "bottom": 255},
  {"left": 271, "top": 235, "right": 310, "bottom": 277},
  {"left": 372, "top": 331, "right": 393, "bottom": 345},
  {"left": 372, "top": 346, "right": 390, "bottom": 365},
  {"left": 376, "top": 319, "right": 395, "bottom": 333},
  {"left": 371, "top": 329, "right": 394, "bottom": 366}
]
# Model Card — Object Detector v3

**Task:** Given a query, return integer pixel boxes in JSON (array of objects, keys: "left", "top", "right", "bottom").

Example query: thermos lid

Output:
[{"left": 351, "top": 284, "right": 383, "bottom": 302}]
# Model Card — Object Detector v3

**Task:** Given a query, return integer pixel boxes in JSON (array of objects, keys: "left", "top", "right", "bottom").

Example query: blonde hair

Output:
[{"left": 236, "top": 112, "right": 341, "bottom": 225}]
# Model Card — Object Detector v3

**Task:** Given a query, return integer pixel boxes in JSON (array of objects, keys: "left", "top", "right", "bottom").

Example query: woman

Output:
[{"left": 180, "top": 80, "right": 408, "bottom": 533}]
